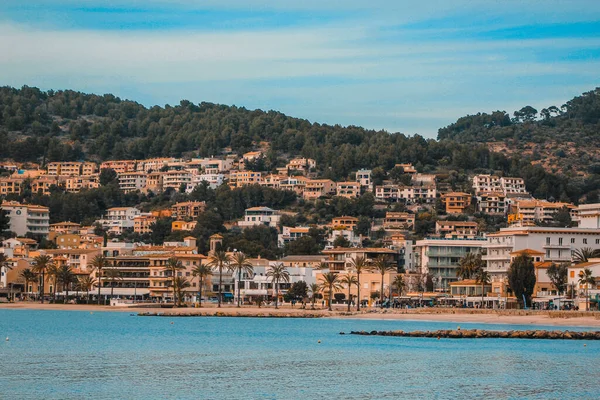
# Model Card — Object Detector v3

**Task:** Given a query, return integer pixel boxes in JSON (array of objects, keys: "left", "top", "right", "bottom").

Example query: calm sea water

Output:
[{"left": 0, "top": 310, "right": 599, "bottom": 399}]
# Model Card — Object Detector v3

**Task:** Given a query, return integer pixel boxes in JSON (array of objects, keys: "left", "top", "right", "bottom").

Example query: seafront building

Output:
[{"left": 483, "top": 226, "right": 600, "bottom": 296}]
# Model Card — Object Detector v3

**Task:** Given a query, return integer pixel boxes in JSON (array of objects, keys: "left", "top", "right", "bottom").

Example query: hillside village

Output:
[{"left": 2, "top": 150, "right": 599, "bottom": 310}]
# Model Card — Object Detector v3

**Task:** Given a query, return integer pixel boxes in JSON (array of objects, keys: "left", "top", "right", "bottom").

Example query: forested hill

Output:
[
  {"left": 438, "top": 88, "right": 600, "bottom": 177},
  {"left": 0, "top": 85, "right": 599, "bottom": 203}
]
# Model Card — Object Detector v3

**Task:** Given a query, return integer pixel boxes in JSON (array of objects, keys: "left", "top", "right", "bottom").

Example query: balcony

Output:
[{"left": 482, "top": 254, "right": 509, "bottom": 261}]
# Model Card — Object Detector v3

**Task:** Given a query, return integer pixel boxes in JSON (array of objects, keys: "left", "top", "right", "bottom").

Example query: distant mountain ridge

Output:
[{"left": 0, "top": 85, "right": 599, "bottom": 203}]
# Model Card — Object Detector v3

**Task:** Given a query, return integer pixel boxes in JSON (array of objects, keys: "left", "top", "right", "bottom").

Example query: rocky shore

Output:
[{"left": 346, "top": 329, "right": 600, "bottom": 340}]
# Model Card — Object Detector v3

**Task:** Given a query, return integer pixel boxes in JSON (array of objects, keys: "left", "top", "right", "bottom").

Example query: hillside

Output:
[
  {"left": 438, "top": 88, "right": 600, "bottom": 178},
  {"left": 0, "top": 86, "right": 599, "bottom": 203}
]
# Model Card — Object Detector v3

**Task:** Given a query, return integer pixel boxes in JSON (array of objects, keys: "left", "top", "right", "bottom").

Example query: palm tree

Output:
[
  {"left": 573, "top": 248, "right": 600, "bottom": 264},
  {"left": 165, "top": 257, "right": 186, "bottom": 306},
  {"left": 32, "top": 254, "right": 54, "bottom": 303},
  {"left": 340, "top": 274, "right": 358, "bottom": 312},
  {"left": 191, "top": 264, "right": 212, "bottom": 307},
  {"left": 46, "top": 263, "right": 59, "bottom": 302},
  {"left": 173, "top": 276, "right": 191, "bottom": 306},
  {"left": 78, "top": 275, "right": 97, "bottom": 303},
  {"left": 207, "top": 250, "right": 232, "bottom": 308},
  {"left": 578, "top": 268, "right": 596, "bottom": 311},
  {"left": 474, "top": 268, "right": 491, "bottom": 306},
  {"left": 456, "top": 252, "right": 483, "bottom": 280},
  {"left": 309, "top": 283, "right": 320, "bottom": 309},
  {"left": 103, "top": 268, "right": 122, "bottom": 299},
  {"left": 319, "top": 272, "right": 343, "bottom": 311},
  {"left": 90, "top": 255, "right": 110, "bottom": 305},
  {"left": 56, "top": 264, "right": 76, "bottom": 301},
  {"left": 228, "top": 252, "right": 254, "bottom": 307},
  {"left": 266, "top": 263, "right": 290, "bottom": 309},
  {"left": 392, "top": 274, "right": 405, "bottom": 299},
  {"left": 19, "top": 268, "right": 36, "bottom": 300},
  {"left": 370, "top": 255, "right": 396, "bottom": 308},
  {"left": 348, "top": 256, "right": 368, "bottom": 311}
]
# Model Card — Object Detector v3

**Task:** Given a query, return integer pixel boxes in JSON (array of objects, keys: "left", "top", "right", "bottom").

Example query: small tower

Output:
[{"left": 209, "top": 234, "right": 223, "bottom": 255}]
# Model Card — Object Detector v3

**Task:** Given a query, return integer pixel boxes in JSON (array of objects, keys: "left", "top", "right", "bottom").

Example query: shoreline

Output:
[{"left": 2, "top": 303, "right": 600, "bottom": 327}]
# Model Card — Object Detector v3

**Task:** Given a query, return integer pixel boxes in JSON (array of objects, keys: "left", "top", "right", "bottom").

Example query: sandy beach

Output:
[{"left": 3, "top": 302, "right": 600, "bottom": 327}]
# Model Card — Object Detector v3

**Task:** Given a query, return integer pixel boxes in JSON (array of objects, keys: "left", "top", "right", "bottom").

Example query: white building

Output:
[
  {"left": 238, "top": 207, "right": 281, "bottom": 229},
  {"left": 1, "top": 201, "right": 50, "bottom": 238},
  {"left": 326, "top": 229, "right": 362, "bottom": 248},
  {"left": 185, "top": 173, "right": 225, "bottom": 191},
  {"left": 472, "top": 174, "right": 527, "bottom": 196},
  {"left": 484, "top": 226, "right": 600, "bottom": 294},
  {"left": 96, "top": 207, "right": 141, "bottom": 234},
  {"left": 278, "top": 226, "right": 311, "bottom": 247},
  {"left": 162, "top": 170, "right": 193, "bottom": 191},
  {"left": 414, "top": 238, "right": 486, "bottom": 290},
  {"left": 118, "top": 172, "right": 147, "bottom": 193},
  {"left": 576, "top": 203, "right": 600, "bottom": 229},
  {"left": 355, "top": 169, "right": 372, "bottom": 192}
]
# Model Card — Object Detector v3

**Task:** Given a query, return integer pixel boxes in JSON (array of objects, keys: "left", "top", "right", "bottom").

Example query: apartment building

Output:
[
  {"left": 31, "top": 176, "right": 59, "bottom": 195},
  {"left": 238, "top": 207, "right": 281, "bottom": 228},
  {"left": 100, "top": 160, "right": 137, "bottom": 174},
  {"left": 336, "top": 182, "right": 361, "bottom": 198},
  {"left": 281, "top": 158, "right": 316, "bottom": 175},
  {"left": 510, "top": 200, "right": 576, "bottom": 225},
  {"left": 118, "top": 172, "right": 147, "bottom": 193},
  {"left": 63, "top": 175, "right": 99, "bottom": 193},
  {"left": 171, "top": 201, "right": 206, "bottom": 220},
  {"left": 185, "top": 173, "right": 225, "bottom": 191},
  {"left": 303, "top": 179, "right": 336, "bottom": 200},
  {"left": 228, "top": 171, "right": 262, "bottom": 188},
  {"left": 577, "top": 203, "right": 600, "bottom": 229},
  {"left": 441, "top": 192, "right": 472, "bottom": 214},
  {"left": 47, "top": 162, "right": 97, "bottom": 176},
  {"left": 355, "top": 169, "right": 372, "bottom": 192},
  {"left": 136, "top": 158, "right": 178, "bottom": 173},
  {"left": 145, "top": 172, "right": 163, "bottom": 193},
  {"left": 375, "top": 184, "right": 436, "bottom": 203},
  {"left": 476, "top": 192, "right": 507, "bottom": 215},
  {"left": 162, "top": 170, "right": 193, "bottom": 191},
  {"left": 435, "top": 220, "right": 478, "bottom": 238},
  {"left": 277, "top": 226, "right": 311, "bottom": 247},
  {"left": 483, "top": 226, "right": 600, "bottom": 296},
  {"left": 260, "top": 174, "right": 282, "bottom": 189},
  {"left": 415, "top": 238, "right": 486, "bottom": 290},
  {"left": 0, "top": 178, "right": 22, "bottom": 195},
  {"left": 331, "top": 216, "right": 358, "bottom": 230},
  {"left": 279, "top": 176, "right": 307, "bottom": 195},
  {"left": 472, "top": 175, "right": 527, "bottom": 195},
  {"left": 133, "top": 215, "right": 157, "bottom": 234},
  {"left": 96, "top": 207, "right": 141, "bottom": 234},
  {"left": 171, "top": 220, "right": 197, "bottom": 232},
  {"left": 383, "top": 212, "right": 415, "bottom": 230},
  {"left": 1, "top": 201, "right": 50, "bottom": 238}
]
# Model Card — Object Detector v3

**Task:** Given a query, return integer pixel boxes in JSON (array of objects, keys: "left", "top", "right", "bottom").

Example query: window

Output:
[
  {"left": 597, "top": 239, "right": 600, "bottom": 245},
  {"left": 559, "top": 238, "right": 563, "bottom": 246},
  {"left": 546, "top": 237, "right": 550, "bottom": 245},
  {"left": 570, "top": 271, "right": 575, "bottom": 278},
  {"left": 571, "top": 238, "right": 575, "bottom": 244},
  {"left": 583, "top": 239, "right": 587, "bottom": 244}
]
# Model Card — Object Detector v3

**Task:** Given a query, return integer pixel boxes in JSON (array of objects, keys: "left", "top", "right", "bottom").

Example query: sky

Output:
[{"left": 1, "top": 1, "right": 600, "bottom": 138}]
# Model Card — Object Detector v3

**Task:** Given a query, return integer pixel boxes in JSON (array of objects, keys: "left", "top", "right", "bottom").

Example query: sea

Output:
[{"left": 0, "top": 309, "right": 598, "bottom": 399}]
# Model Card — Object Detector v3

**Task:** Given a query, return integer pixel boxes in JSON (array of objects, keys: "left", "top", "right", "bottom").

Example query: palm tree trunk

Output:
[
  {"left": 357, "top": 273, "right": 361, "bottom": 311},
  {"left": 218, "top": 265, "right": 222, "bottom": 308},
  {"left": 237, "top": 269, "right": 241, "bottom": 307},
  {"left": 274, "top": 280, "right": 279, "bottom": 309},
  {"left": 110, "top": 283, "right": 114, "bottom": 299},
  {"left": 97, "top": 269, "right": 102, "bottom": 305},
  {"left": 172, "top": 277, "right": 177, "bottom": 307},
  {"left": 198, "top": 278, "right": 203, "bottom": 308},
  {"left": 328, "top": 283, "right": 332, "bottom": 311},
  {"left": 40, "top": 272, "right": 45, "bottom": 303},
  {"left": 381, "top": 273, "right": 385, "bottom": 308},
  {"left": 481, "top": 283, "right": 484, "bottom": 307},
  {"left": 347, "top": 286, "right": 351, "bottom": 312}
]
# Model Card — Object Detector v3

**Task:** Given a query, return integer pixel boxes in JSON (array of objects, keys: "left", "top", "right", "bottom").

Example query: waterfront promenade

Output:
[{"left": 2, "top": 302, "right": 600, "bottom": 327}]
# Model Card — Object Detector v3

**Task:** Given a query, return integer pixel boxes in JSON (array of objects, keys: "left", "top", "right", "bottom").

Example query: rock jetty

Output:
[
  {"left": 346, "top": 329, "right": 600, "bottom": 340},
  {"left": 138, "top": 311, "right": 325, "bottom": 318}
]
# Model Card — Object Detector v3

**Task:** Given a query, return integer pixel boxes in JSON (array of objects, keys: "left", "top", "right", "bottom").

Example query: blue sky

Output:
[{"left": 1, "top": 0, "right": 599, "bottom": 138}]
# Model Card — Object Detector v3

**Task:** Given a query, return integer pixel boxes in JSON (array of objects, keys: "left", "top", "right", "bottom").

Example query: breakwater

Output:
[
  {"left": 346, "top": 329, "right": 600, "bottom": 340},
  {"left": 137, "top": 311, "right": 327, "bottom": 318}
]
